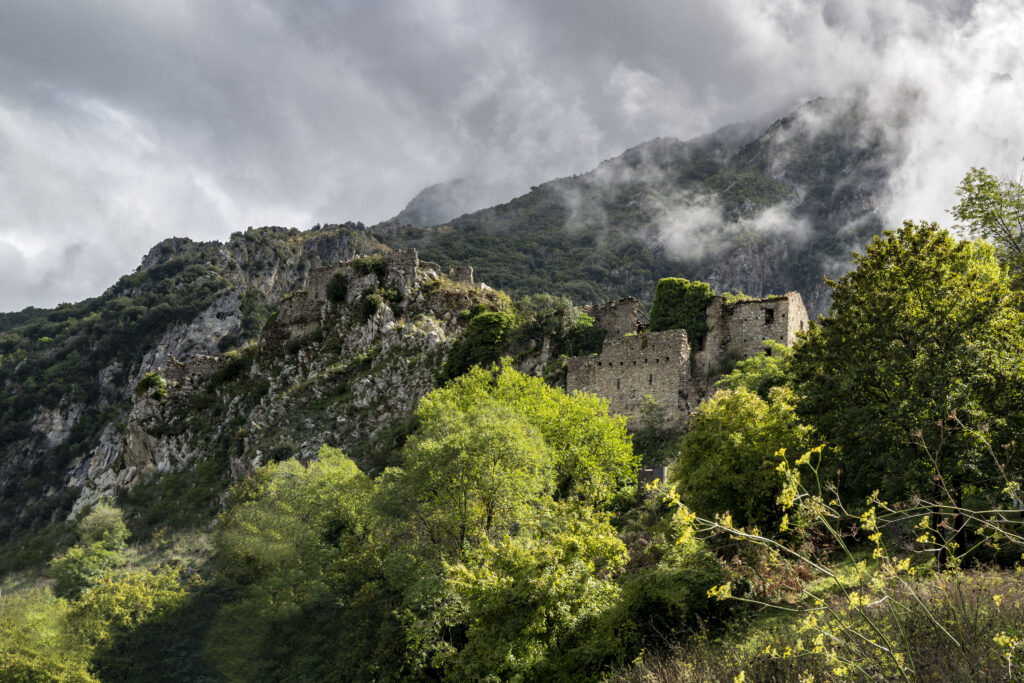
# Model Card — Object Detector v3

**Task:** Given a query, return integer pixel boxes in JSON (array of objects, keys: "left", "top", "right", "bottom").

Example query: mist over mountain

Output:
[
  {"left": 390, "top": 178, "right": 514, "bottom": 227},
  {"left": 378, "top": 95, "right": 897, "bottom": 315}
]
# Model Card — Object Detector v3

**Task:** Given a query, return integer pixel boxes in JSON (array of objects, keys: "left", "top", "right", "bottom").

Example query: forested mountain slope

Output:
[{"left": 377, "top": 97, "right": 896, "bottom": 315}]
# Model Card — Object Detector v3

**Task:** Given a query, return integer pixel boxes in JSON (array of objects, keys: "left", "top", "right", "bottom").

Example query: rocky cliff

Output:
[
  {"left": 0, "top": 224, "right": 387, "bottom": 547},
  {"left": 55, "top": 250, "right": 507, "bottom": 527}
]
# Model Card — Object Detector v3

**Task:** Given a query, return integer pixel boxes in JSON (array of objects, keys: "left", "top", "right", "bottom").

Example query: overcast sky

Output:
[{"left": 2, "top": 0, "right": 1023, "bottom": 311}]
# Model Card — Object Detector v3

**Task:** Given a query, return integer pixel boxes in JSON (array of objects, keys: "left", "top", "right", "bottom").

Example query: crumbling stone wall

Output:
[
  {"left": 306, "top": 265, "right": 336, "bottom": 302},
  {"left": 719, "top": 293, "right": 808, "bottom": 360},
  {"left": 586, "top": 298, "right": 640, "bottom": 338},
  {"left": 567, "top": 291, "right": 809, "bottom": 426},
  {"left": 449, "top": 265, "right": 474, "bottom": 283},
  {"left": 383, "top": 249, "right": 420, "bottom": 298},
  {"left": 567, "top": 328, "right": 690, "bottom": 427}
]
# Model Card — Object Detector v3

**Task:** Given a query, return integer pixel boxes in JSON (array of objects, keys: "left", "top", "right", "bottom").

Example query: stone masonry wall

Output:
[
  {"left": 720, "top": 293, "right": 808, "bottom": 360},
  {"left": 586, "top": 298, "right": 640, "bottom": 338},
  {"left": 568, "top": 291, "right": 809, "bottom": 427},
  {"left": 567, "top": 328, "right": 689, "bottom": 427}
]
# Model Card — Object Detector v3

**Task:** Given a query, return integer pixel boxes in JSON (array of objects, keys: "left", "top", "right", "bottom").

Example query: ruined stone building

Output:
[{"left": 567, "top": 292, "right": 809, "bottom": 427}]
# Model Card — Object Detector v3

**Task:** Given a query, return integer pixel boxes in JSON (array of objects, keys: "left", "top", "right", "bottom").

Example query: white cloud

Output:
[{"left": 2, "top": 0, "right": 1023, "bottom": 310}]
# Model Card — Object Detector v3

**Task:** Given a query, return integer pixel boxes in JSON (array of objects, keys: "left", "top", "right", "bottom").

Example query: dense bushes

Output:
[
  {"left": 440, "top": 309, "right": 515, "bottom": 380},
  {"left": 326, "top": 271, "right": 348, "bottom": 303},
  {"left": 199, "top": 365, "right": 726, "bottom": 681},
  {"left": 648, "top": 277, "right": 716, "bottom": 347},
  {"left": 49, "top": 502, "right": 130, "bottom": 600}
]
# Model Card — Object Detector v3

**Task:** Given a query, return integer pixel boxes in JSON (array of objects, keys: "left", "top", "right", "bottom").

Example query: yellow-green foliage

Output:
[
  {"left": 49, "top": 503, "right": 130, "bottom": 600},
  {"left": 0, "top": 566, "right": 187, "bottom": 682},
  {"left": 203, "top": 365, "right": 724, "bottom": 682},
  {"left": 0, "top": 588, "right": 96, "bottom": 682},
  {"left": 65, "top": 566, "right": 186, "bottom": 650},
  {"left": 76, "top": 502, "right": 129, "bottom": 550},
  {"left": 670, "top": 387, "right": 811, "bottom": 529}
]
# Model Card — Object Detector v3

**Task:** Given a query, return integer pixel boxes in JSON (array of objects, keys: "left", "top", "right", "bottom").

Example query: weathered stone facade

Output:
[
  {"left": 585, "top": 298, "right": 641, "bottom": 338},
  {"left": 567, "top": 292, "right": 808, "bottom": 427}
]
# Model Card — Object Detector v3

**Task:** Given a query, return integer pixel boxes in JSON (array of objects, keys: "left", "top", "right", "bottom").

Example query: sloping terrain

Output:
[
  {"left": 377, "top": 97, "right": 896, "bottom": 315},
  {"left": 0, "top": 224, "right": 386, "bottom": 562}
]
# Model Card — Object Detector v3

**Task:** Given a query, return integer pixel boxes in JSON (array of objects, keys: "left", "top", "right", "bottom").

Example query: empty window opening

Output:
[
  {"left": 764, "top": 308, "right": 775, "bottom": 325},
  {"left": 648, "top": 374, "right": 653, "bottom": 385},
  {"left": 616, "top": 378, "right": 620, "bottom": 390},
  {"left": 765, "top": 347, "right": 772, "bottom": 357}
]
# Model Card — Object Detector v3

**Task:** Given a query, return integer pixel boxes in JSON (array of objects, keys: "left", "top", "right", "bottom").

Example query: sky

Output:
[{"left": 2, "top": 0, "right": 1023, "bottom": 311}]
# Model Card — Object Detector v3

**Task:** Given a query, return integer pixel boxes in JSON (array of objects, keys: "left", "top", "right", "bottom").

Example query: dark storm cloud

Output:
[{"left": 0, "top": 0, "right": 1020, "bottom": 310}]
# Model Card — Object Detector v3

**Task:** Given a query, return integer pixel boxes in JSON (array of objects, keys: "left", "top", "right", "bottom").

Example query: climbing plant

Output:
[{"left": 648, "top": 277, "right": 716, "bottom": 348}]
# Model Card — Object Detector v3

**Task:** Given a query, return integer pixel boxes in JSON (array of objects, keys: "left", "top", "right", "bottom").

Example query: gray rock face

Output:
[
  {"left": 65, "top": 250, "right": 501, "bottom": 515},
  {"left": 0, "top": 224, "right": 385, "bottom": 531},
  {"left": 134, "top": 292, "right": 242, "bottom": 385},
  {"left": 31, "top": 400, "right": 82, "bottom": 448}
]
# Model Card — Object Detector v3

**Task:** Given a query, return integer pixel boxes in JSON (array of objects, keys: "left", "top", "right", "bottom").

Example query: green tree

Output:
[
  {"left": 670, "top": 387, "right": 810, "bottom": 529},
  {"left": 513, "top": 293, "right": 581, "bottom": 340},
  {"left": 792, "top": 221, "right": 1024, "bottom": 503},
  {"left": 953, "top": 166, "right": 1024, "bottom": 286},
  {"left": 206, "top": 365, "right": 641, "bottom": 680},
  {"left": 75, "top": 501, "right": 128, "bottom": 549},
  {"left": 49, "top": 502, "right": 130, "bottom": 600},
  {"left": 715, "top": 340, "right": 793, "bottom": 399},
  {"left": 65, "top": 567, "right": 186, "bottom": 651},
  {"left": 440, "top": 310, "right": 515, "bottom": 380},
  {"left": 0, "top": 588, "right": 95, "bottom": 682},
  {"left": 378, "top": 399, "right": 553, "bottom": 559},
  {"left": 208, "top": 445, "right": 379, "bottom": 682},
  {"left": 429, "top": 363, "right": 638, "bottom": 505},
  {"left": 435, "top": 504, "right": 626, "bottom": 681},
  {"left": 49, "top": 544, "right": 126, "bottom": 601}
]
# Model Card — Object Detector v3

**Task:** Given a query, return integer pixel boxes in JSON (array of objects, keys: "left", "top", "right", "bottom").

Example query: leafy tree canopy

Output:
[
  {"left": 670, "top": 386, "right": 811, "bottom": 529},
  {"left": 792, "top": 221, "right": 1024, "bottom": 501},
  {"left": 953, "top": 166, "right": 1024, "bottom": 287}
]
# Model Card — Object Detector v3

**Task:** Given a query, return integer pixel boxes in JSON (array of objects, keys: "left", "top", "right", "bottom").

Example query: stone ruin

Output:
[{"left": 567, "top": 292, "right": 809, "bottom": 428}]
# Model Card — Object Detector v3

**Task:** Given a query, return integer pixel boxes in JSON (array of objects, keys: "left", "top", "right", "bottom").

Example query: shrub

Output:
[
  {"left": 360, "top": 290, "right": 384, "bottom": 321},
  {"left": 326, "top": 272, "right": 348, "bottom": 303},
  {"left": 76, "top": 501, "right": 129, "bottom": 549},
  {"left": 134, "top": 372, "right": 167, "bottom": 401},
  {"left": 350, "top": 253, "right": 386, "bottom": 279},
  {"left": 66, "top": 566, "right": 186, "bottom": 650},
  {"left": 50, "top": 543, "right": 126, "bottom": 600},
  {"left": 648, "top": 278, "right": 715, "bottom": 348},
  {"left": 440, "top": 310, "right": 516, "bottom": 381}
]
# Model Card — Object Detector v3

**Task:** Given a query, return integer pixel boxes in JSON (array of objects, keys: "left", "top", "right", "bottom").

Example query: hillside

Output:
[
  {"left": 0, "top": 224, "right": 387, "bottom": 563},
  {"left": 3, "top": 105, "right": 1024, "bottom": 680},
  {"left": 376, "top": 97, "right": 895, "bottom": 315}
]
